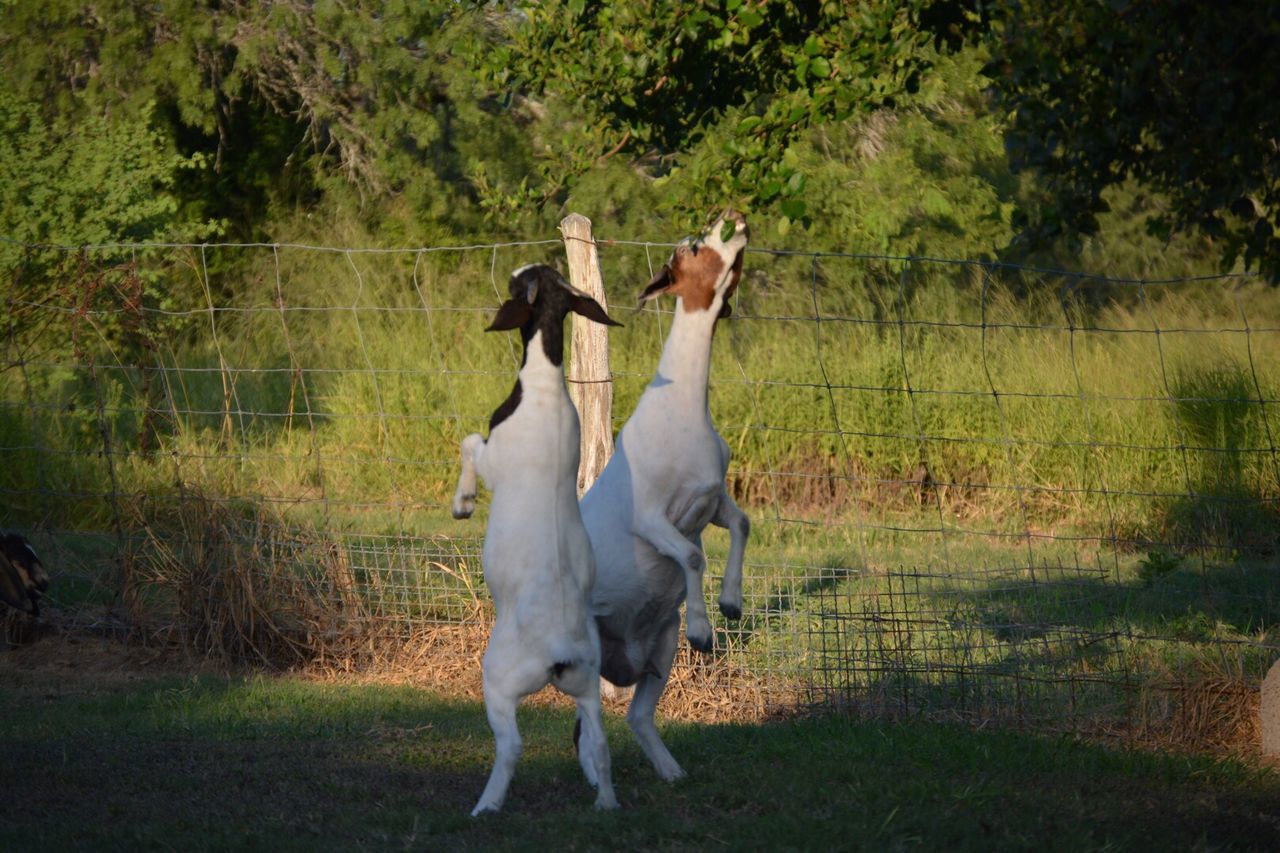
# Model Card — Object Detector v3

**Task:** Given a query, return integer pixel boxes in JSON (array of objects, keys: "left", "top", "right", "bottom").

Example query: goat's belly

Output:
[{"left": 596, "top": 597, "right": 679, "bottom": 686}]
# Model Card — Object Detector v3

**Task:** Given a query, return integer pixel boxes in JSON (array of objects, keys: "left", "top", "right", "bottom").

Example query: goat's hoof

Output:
[
  {"left": 687, "top": 632, "right": 713, "bottom": 654},
  {"left": 593, "top": 795, "right": 620, "bottom": 811},
  {"left": 718, "top": 600, "right": 742, "bottom": 621},
  {"left": 470, "top": 801, "right": 499, "bottom": 817},
  {"left": 452, "top": 496, "right": 475, "bottom": 519},
  {"left": 657, "top": 763, "right": 687, "bottom": 783}
]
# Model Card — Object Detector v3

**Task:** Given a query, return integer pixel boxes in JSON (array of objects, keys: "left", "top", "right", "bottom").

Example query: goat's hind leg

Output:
[
  {"left": 472, "top": 674, "right": 521, "bottom": 816},
  {"left": 711, "top": 490, "right": 749, "bottom": 620},
  {"left": 472, "top": 637, "right": 556, "bottom": 815},
  {"left": 627, "top": 614, "right": 686, "bottom": 781},
  {"left": 452, "top": 433, "right": 485, "bottom": 519},
  {"left": 565, "top": 680, "right": 619, "bottom": 810}
]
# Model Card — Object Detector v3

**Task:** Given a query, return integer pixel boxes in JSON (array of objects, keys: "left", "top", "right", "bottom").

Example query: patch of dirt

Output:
[{"left": 0, "top": 609, "right": 235, "bottom": 698}]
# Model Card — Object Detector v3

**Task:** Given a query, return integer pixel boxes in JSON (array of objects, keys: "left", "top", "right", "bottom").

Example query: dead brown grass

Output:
[
  {"left": 1139, "top": 677, "right": 1262, "bottom": 756},
  {"left": 300, "top": 620, "right": 784, "bottom": 725}
]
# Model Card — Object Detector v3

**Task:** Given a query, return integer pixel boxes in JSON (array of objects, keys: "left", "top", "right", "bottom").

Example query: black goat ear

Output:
[
  {"left": 0, "top": 553, "right": 31, "bottom": 613},
  {"left": 570, "top": 295, "right": 622, "bottom": 327},
  {"left": 637, "top": 265, "right": 674, "bottom": 305},
  {"left": 486, "top": 298, "right": 533, "bottom": 332}
]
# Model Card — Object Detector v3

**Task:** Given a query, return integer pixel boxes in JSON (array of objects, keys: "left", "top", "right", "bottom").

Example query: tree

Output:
[
  {"left": 984, "top": 0, "right": 1280, "bottom": 281},
  {"left": 478, "top": 0, "right": 954, "bottom": 230},
  {"left": 0, "top": 0, "right": 532, "bottom": 240}
]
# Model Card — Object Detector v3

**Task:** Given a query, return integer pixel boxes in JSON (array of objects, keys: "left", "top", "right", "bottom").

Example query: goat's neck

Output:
[
  {"left": 652, "top": 300, "right": 717, "bottom": 409},
  {"left": 519, "top": 331, "right": 567, "bottom": 395}
]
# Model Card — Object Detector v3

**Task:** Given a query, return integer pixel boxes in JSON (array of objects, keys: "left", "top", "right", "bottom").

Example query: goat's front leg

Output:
[
  {"left": 633, "top": 514, "right": 713, "bottom": 653},
  {"left": 452, "top": 433, "right": 486, "bottom": 519},
  {"left": 711, "top": 490, "right": 749, "bottom": 620}
]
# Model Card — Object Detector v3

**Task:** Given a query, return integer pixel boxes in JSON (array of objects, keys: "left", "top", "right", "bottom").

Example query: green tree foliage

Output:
[
  {"left": 793, "top": 49, "right": 1018, "bottom": 258},
  {"left": 0, "top": 0, "right": 533, "bottom": 241},
  {"left": 0, "top": 93, "right": 215, "bottom": 262},
  {"left": 480, "top": 0, "right": 948, "bottom": 229},
  {"left": 985, "top": 0, "right": 1280, "bottom": 281},
  {"left": 0, "top": 90, "right": 220, "bottom": 352}
]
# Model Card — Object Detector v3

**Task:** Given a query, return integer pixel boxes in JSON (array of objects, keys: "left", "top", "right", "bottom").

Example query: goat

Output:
[
  {"left": 0, "top": 532, "right": 49, "bottom": 617},
  {"left": 579, "top": 210, "right": 751, "bottom": 781},
  {"left": 451, "top": 264, "right": 622, "bottom": 815}
]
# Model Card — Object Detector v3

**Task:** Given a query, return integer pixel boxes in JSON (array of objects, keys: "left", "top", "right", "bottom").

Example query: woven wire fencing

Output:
[{"left": 3, "top": 232, "right": 1279, "bottom": 740}]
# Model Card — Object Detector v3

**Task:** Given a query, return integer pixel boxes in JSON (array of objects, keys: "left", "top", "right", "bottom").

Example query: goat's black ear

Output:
[
  {"left": 0, "top": 553, "right": 31, "bottom": 613},
  {"left": 486, "top": 298, "right": 533, "bottom": 332},
  {"left": 637, "top": 265, "right": 674, "bottom": 305},
  {"left": 571, "top": 295, "right": 622, "bottom": 327}
]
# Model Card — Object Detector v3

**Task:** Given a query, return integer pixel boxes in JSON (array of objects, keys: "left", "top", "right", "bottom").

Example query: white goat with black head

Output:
[
  {"left": 579, "top": 210, "right": 751, "bottom": 782},
  {"left": 452, "top": 264, "right": 622, "bottom": 816},
  {"left": 0, "top": 533, "right": 49, "bottom": 618}
]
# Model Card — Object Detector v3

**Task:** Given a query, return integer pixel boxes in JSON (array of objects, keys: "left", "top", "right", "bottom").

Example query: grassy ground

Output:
[{"left": 2, "top": 644, "right": 1279, "bottom": 852}]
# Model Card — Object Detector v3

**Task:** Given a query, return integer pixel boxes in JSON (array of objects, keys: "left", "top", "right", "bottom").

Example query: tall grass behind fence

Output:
[{"left": 2, "top": 231, "right": 1279, "bottom": 742}]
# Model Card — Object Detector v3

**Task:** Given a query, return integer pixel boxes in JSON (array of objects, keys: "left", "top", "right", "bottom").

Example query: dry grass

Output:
[
  {"left": 1140, "top": 677, "right": 1262, "bottom": 756},
  {"left": 6, "top": 493, "right": 1269, "bottom": 755},
  {"left": 302, "top": 621, "right": 783, "bottom": 725}
]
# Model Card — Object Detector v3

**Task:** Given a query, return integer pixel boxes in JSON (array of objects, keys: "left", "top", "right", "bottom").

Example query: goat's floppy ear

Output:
[
  {"left": 486, "top": 298, "right": 533, "bottom": 332},
  {"left": 570, "top": 295, "right": 622, "bottom": 327},
  {"left": 637, "top": 265, "right": 674, "bottom": 305},
  {"left": 0, "top": 553, "right": 31, "bottom": 613}
]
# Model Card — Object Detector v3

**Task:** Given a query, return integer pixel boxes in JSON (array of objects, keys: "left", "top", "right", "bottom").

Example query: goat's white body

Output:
[
  {"left": 453, "top": 330, "right": 617, "bottom": 815},
  {"left": 581, "top": 289, "right": 749, "bottom": 782}
]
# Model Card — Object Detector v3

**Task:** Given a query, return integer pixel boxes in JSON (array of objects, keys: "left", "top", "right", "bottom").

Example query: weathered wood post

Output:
[
  {"left": 560, "top": 213, "right": 614, "bottom": 497},
  {"left": 561, "top": 213, "right": 633, "bottom": 703}
]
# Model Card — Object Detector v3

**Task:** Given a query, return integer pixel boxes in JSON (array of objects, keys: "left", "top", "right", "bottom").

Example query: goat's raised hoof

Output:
[
  {"left": 718, "top": 600, "right": 742, "bottom": 621},
  {"left": 686, "top": 632, "right": 713, "bottom": 654},
  {"left": 451, "top": 495, "right": 476, "bottom": 519}
]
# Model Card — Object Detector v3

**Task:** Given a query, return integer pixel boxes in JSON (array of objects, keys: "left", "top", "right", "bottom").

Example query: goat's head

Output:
[
  {"left": 0, "top": 533, "right": 49, "bottom": 617},
  {"left": 639, "top": 209, "right": 750, "bottom": 318},
  {"left": 487, "top": 264, "right": 621, "bottom": 366}
]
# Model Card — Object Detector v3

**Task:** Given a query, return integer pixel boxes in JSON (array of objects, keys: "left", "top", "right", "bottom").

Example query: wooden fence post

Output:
[
  {"left": 562, "top": 214, "right": 633, "bottom": 702},
  {"left": 560, "top": 213, "right": 613, "bottom": 497}
]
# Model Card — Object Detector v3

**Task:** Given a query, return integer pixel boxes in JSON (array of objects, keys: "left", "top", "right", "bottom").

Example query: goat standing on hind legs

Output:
[
  {"left": 580, "top": 210, "right": 751, "bottom": 782},
  {"left": 452, "top": 264, "right": 622, "bottom": 816}
]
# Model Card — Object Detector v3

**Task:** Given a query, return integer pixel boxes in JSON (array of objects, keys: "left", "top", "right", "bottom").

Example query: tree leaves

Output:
[
  {"left": 481, "top": 0, "right": 936, "bottom": 228},
  {"left": 985, "top": 0, "right": 1280, "bottom": 281}
]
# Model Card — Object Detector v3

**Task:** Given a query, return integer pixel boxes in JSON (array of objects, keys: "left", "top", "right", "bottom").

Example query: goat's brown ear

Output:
[
  {"left": 637, "top": 265, "right": 674, "bottom": 305},
  {"left": 486, "top": 298, "right": 533, "bottom": 332},
  {"left": 570, "top": 295, "right": 622, "bottom": 327},
  {"left": 0, "top": 553, "right": 31, "bottom": 613}
]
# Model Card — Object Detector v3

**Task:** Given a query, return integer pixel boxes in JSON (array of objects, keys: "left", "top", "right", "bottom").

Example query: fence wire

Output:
[{"left": 2, "top": 235, "right": 1278, "bottom": 740}]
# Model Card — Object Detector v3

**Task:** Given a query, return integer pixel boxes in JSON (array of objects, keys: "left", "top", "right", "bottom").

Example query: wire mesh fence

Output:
[{"left": 2, "top": 230, "right": 1278, "bottom": 742}]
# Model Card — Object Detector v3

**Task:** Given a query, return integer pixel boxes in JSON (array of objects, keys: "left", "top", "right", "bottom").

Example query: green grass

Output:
[
  {"left": 2, "top": 671, "right": 1278, "bottom": 851},
  {"left": 4, "top": 243, "right": 1278, "bottom": 541}
]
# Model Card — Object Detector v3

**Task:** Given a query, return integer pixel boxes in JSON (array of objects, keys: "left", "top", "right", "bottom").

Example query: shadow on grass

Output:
[{"left": 1, "top": 673, "right": 1278, "bottom": 851}]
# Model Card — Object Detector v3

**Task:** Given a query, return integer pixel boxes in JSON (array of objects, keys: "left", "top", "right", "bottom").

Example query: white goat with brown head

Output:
[
  {"left": 452, "top": 264, "right": 622, "bottom": 815},
  {"left": 579, "top": 210, "right": 750, "bottom": 782}
]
